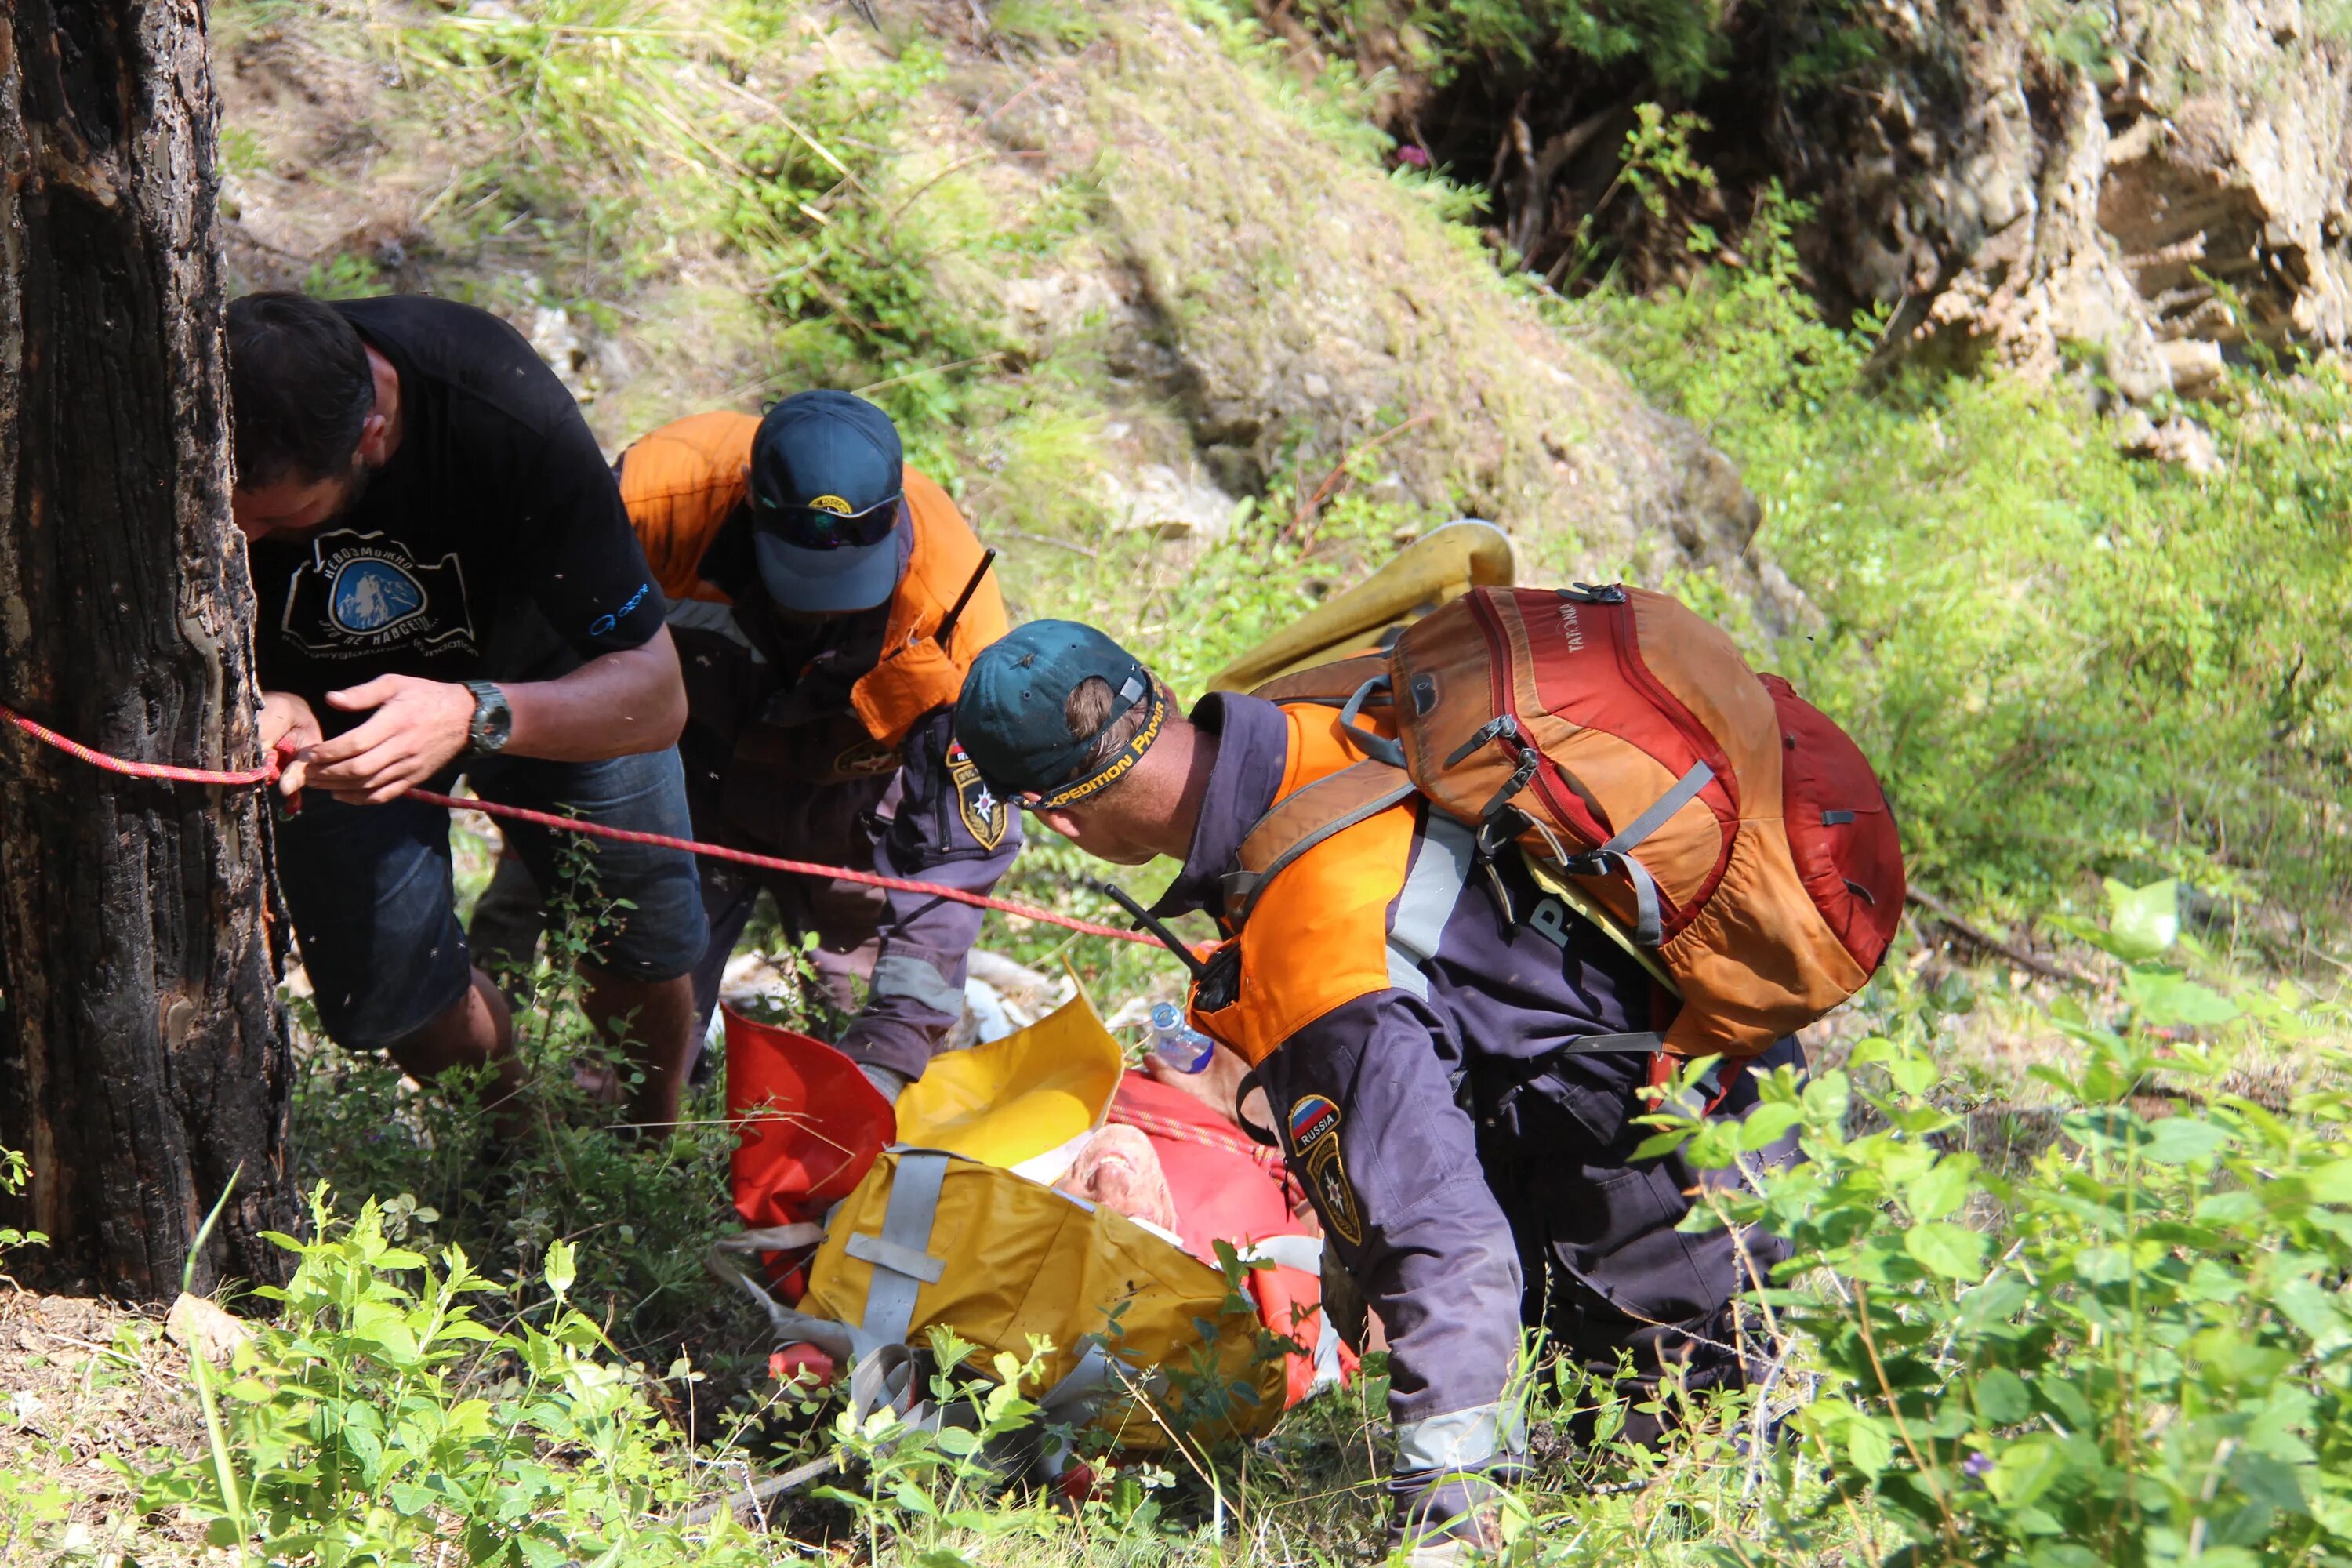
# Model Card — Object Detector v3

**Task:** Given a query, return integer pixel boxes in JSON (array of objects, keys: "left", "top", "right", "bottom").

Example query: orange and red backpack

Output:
[{"left": 1219, "top": 584, "right": 1905, "bottom": 1065}]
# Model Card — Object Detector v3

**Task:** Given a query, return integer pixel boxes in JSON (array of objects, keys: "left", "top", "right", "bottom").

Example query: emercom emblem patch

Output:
[
  {"left": 1287, "top": 1094, "right": 1363, "bottom": 1247},
  {"left": 946, "top": 740, "right": 1008, "bottom": 851}
]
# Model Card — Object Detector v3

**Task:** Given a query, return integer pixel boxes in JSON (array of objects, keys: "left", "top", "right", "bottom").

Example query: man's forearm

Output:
[{"left": 503, "top": 627, "right": 687, "bottom": 760}]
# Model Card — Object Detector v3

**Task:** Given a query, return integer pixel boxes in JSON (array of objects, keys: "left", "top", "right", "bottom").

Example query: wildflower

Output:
[{"left": 1397, "top": 145, "right": 1431, "bottom": 169}]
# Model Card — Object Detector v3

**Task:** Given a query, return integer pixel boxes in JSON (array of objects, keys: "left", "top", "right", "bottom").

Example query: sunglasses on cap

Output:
[{"left": 756, "top": 491, "right": 905, "bottom": 550}]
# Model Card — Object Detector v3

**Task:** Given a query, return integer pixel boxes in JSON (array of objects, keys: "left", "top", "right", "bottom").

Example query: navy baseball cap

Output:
[
  {"left": 954, "top": 621, "right": 1167, "bottom": 808},
  {"left": 749, "top": 390, "right": 910, "bottom": 613}
]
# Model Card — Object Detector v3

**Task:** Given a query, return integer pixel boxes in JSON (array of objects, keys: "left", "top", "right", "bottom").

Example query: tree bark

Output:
[{"left": 0, "top": 0, "right": 294, "bottom": 1298}]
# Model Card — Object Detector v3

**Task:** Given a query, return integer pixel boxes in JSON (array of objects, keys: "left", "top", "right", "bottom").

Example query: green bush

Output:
[
  {"left": 1286, "top": 0, "right": 1883, "bottom": 96},
  {"left": 127, "top": 1194, "right": 763, "bottom": 1566},
  {"left": 390, "top": 1, "right": 1102, "bottom": 493},
  {"left": 1646, "top": 883, "right": 2352, "bottom": 1567}
]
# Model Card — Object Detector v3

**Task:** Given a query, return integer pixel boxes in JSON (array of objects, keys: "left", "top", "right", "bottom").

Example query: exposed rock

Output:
[
  {"left": 1785, "top": 0, "right": 2352, "bottom": 399},
  {"left": 2118, "top": 411, "right": 2225, "bottom": 475},
  {"left": 1098, "top": 463, "right": 1242, "bottom": 539},
  {"left": 165, "top": 1291, "right": 253, "bottom": 1366}
]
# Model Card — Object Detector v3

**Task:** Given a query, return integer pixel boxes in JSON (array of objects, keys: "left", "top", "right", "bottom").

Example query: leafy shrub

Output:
[
  {"left": 390, "top": 1, "right": 1102, "bottom": 491},
  {"left": 285, "top": 826, "right": 768, "bottom": 1428},
  {"left": 128, "top": 1193, "right": 761, "bottom": 1565},
  {"left": 1286, "top": 0, "right": 1884, "bottom": 96},
  {"left": 0, "top": 1142, "right": 44, "bottom": 1276},
  {"left": 1648, "top": 884, "right": 2352, "bottom": 1567}
]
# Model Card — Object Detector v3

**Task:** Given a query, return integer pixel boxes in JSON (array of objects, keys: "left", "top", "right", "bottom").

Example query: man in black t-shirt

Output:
[{"left": 229, "top": 291, "right": 708, "bottom": 1136}]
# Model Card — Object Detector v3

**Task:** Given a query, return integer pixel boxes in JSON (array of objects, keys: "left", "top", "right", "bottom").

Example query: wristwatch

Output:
[{"left": 462, "top": 681, "right": 513, "bottom": 755}]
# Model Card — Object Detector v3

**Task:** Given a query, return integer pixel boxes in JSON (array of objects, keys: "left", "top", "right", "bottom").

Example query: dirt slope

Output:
[{"left": 212, "top": 0, "right": 1801, "bottom": 626}]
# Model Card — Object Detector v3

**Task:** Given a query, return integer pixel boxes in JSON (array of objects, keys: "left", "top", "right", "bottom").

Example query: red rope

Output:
[
  {"left": 0, "top": 699, "right": 1156, "bottom": 948},
  {"left": 0, "top": 702, "right": 282, "bottom": 786}
]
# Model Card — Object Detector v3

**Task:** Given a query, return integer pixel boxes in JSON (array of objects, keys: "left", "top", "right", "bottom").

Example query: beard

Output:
[{"left": 327, "top": 456, "right": 381, "bottom": 522}]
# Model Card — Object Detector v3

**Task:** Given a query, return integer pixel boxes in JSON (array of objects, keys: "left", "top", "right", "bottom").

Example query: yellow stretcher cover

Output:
[
  {"left": 798, "top": 1149, "right": 1290, "bottom": 1447},
  {"left": 891, "top": 989, "right": 1124, "bottom": 1177},
  {"left": 1208, "top": 519, "right": 1515, "bottom": 692}
]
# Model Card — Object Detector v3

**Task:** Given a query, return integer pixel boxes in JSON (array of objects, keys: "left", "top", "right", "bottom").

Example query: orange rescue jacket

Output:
[
  {"left": 616, "top": 410, "right": 1008, "bottom": 747},
  {"left": 1185, "top": 701, "right": 1421, "bottom": 1066}
]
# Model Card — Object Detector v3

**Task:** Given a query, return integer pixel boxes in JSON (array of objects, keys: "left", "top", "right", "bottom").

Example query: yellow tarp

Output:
[
  {"left": 800, "top": 1149, "right": 1288, "bottom": 1446},
  {"left": 892, "top": 989, "right": 1123, "bottom": 1175}
]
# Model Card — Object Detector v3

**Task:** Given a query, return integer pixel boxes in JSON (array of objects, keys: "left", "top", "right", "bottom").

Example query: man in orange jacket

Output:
[
  {"left": 475, "top": 392, "right": 1018, "bottom": 1102},
  {"left": 953, "top": 620, "right": 1802, "bottom": 1563}
]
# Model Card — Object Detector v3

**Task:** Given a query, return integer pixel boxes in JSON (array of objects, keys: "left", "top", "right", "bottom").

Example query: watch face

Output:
[{"left": 471, "top": 684, "right": 513, "bottom": 753}]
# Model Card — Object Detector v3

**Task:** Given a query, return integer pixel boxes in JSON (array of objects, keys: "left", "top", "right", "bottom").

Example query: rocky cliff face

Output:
[
  {"left": 1794, "top": 0, "right": 2352, "bottom": 402},
  {"left": 1302, "top": 0, "right": 2351, "bottom": 418}
]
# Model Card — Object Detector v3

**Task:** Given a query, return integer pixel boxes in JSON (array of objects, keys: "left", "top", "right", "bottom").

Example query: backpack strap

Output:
[
  {"left": 1564, "top": 760, "right": 1716, "bottom": 946},
  {"left": 1223, "top": 760, "right": 1416, "bottom": 926},
  {"left": 1521, "top": 855, "right": 1682, "bottom": 997},
  {"left": 1249, "top": 654, "right": 1392, "bottom": 707}
]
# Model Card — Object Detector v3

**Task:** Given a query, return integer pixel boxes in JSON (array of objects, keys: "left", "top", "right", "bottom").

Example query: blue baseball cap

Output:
[
  {"left": 954, "top": 621, "right": 1167, "bottom": 808},
  {"left": 749, "top": 390, "right": 910, "bottom": 613}
]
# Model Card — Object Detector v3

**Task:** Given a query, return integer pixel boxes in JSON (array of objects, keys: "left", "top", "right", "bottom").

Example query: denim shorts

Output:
[{"left": 275, "top": 748, "right": 709, "bottom": 1050}]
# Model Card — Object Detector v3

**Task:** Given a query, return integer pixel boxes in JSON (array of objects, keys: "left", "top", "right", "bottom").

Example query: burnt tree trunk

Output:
[{"left": 0, "top": 1, "right": 294, "bottom": 1298}]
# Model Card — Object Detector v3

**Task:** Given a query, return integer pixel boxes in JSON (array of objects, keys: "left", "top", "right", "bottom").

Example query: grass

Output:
[{"left": 13, "top": 887, "right": 2347, "bottom": 1566}]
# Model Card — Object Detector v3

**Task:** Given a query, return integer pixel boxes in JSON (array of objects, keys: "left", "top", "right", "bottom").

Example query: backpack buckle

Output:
[
  {"left": 1474, "top": 746, "right": 1541, "bottom": 822},
  {"left": 1475, "top": 808, "right": 1528, "bottom": 860}
]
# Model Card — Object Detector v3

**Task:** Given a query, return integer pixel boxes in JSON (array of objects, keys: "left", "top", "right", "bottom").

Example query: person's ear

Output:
[
  {"left": 1036, "top": 806, "right": 1087, "bottom": 841},
  {"left": 353, "top": 410, "right": 390, "bottom": 466}
]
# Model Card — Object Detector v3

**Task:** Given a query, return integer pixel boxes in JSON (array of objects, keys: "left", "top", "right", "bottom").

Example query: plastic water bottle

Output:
[{"left": 1147, "top": 1002, "right": 1215, "bottom": 1073}]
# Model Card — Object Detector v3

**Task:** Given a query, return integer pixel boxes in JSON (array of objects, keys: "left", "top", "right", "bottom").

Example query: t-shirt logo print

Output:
[
  {"left": 281, "top": 529, "right": 477, "bottom": 661},
  {"left": 330, "top": 557, "right": 425, "bottom": 634}
]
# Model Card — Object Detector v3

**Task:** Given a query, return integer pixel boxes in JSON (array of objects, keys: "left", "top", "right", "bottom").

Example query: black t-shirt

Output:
[{"left": 249, "top": 296, "right": 666, "bottom": 720}]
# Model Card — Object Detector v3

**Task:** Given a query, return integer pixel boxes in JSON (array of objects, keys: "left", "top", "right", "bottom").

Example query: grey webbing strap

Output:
[
  {"left": 1236, "top": 1235, "right": 1324, "bottom": 1274},
  {"left": 853, "top": 1150, "right": 950, "bottom": 1350},
  {"left": 706, "top": 1254, "right": 873, "bottom": 1367},
  {"left": 845, "top": 1232, "right": 947, "bottom": 1285},
  {"left": 1338, "top": 676, "right": 1408, "bottom": 768},
  {"left": 1036, "top": 1341, "right": 1118, "bottom": 1479},
  {"left": 1228, "top": 764, "right": 1418, "bottom": 925},
  {"left": 1584, "top": 761, "right": 1715, "bottom": 948},
  {"left": 1037, "top": 1340, "right": 1116, "bottom": 1421},
  {"left": 847, "top": 1341, "right": 920, "bottom": 1421},
  {"left": 1605, "top": 851, "right": 1667, "bottom": 948},
  {"left": 1599, "top": 761, "right": 1715, "bottom": 858},
  {"left": 1310, "top": 1310, "right": 1345, "bottom": 1391}
]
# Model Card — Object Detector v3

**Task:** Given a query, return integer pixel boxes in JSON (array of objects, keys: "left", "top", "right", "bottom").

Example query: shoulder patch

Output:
[
  {"left": 833, "top": 738, "right": 901, "bottom": 778},
  {"left": 1286, "top": 1094, "right": 1363, "bottom": 1247},
  {"left": 946, "top": 740, "right": 1009, "bottom": 851}
]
